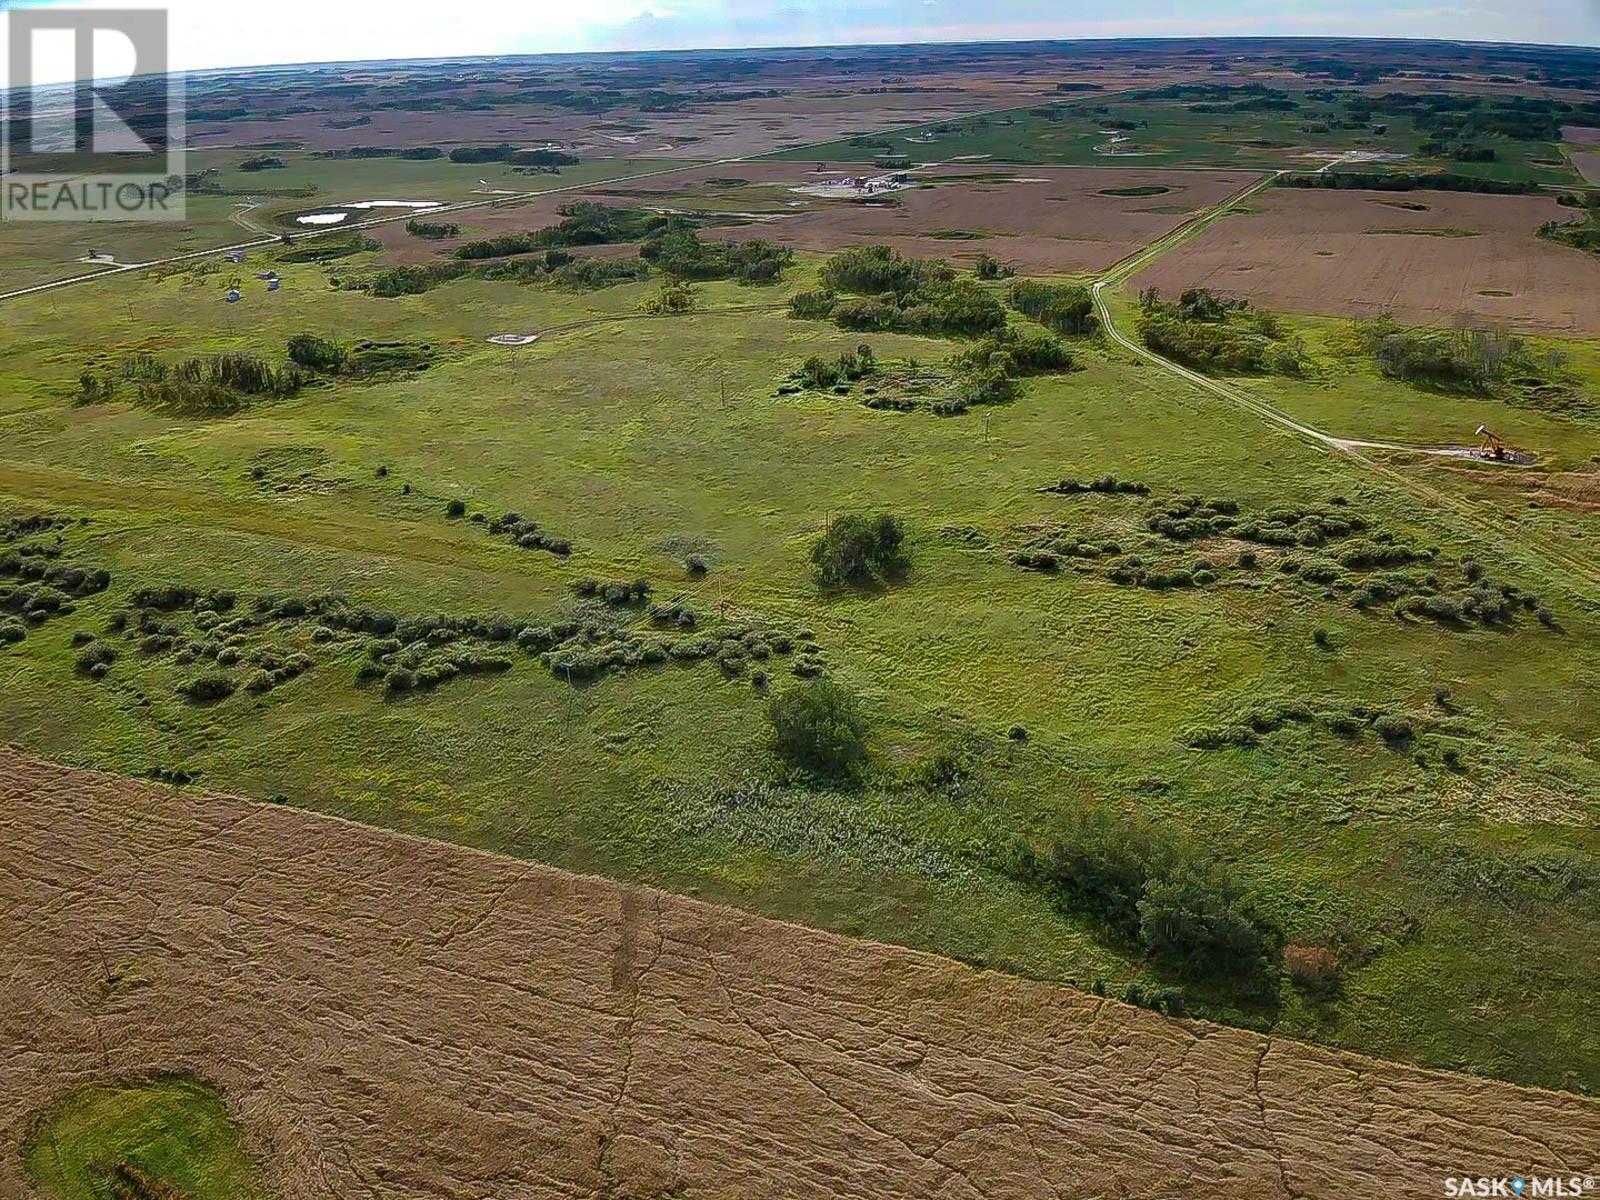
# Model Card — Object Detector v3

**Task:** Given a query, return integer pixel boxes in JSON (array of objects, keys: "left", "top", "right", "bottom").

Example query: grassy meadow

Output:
[
  {"left": 23, "top": 1076, "right": 266, "bottom": 1200},
  {"left": 2, "top": 233, "right": 1598, "bottom": 1095}
]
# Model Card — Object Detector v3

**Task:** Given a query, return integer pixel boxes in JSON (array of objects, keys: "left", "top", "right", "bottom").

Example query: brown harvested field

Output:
[
  {"left": 4, "top": 747, "right": 1597, "bottom": 1200},
  {"left": 1132, "top": 186, "right": 1600, "bottom": 336},
  {"left": 1574, "top": 151, "right": 1600, "bottom": 186},
  {"left": 189, "top": 91, "right": 987, "bottom": 161},
  {"left": 706, "top": 165, "right": 1262, "bottom": 275},
  {"left": 1562, "top": 125, "right": 1600, "bottom": 146},
  {"left": 182, "top": 63, "right": 1203, "bottom": 159}
]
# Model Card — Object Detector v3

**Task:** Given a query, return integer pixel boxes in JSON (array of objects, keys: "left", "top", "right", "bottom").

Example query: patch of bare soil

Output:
[
  {"left": 1133, "top": 187, "right": 1600, "bottom": 336},
  {"left": 2, "top": 747, "right": 1595, "bottom": 1200}
]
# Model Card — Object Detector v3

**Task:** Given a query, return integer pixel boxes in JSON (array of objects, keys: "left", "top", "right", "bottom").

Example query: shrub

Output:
[
  {"left": 0, "top": 619, "right": 28, "bottom": 644},
  {"left": 1283, "top": 944, "right": 1341, "bottom": 995},
  {"left": 74, "top": 642, "right": 116, "bottom": 674},
  {"left": 788, "top": 289, "right": 838, "bottom": 320},
  {"left": 177, "top": 672, "right": 235, "bottom": 703},
  {"left": 811, "top": 513, "right": 907, "bottom": 587},
  {"left": 974, "top": 254, "right": 1014, "bottom": 280},
  {"left": 1137, "top": 865, "right": 1279, "bottom": 982},
  {"left": 1012, "top": 809, "right": 1164, "bottom": 938},
  {"left": 1007, "top": 279, "right": 1098, "bottom": 335},
  {"left": 445, "top": 499, "right": 467, "bottom": 519},
  {"left": 287, "top": 333, "right": 348, "bottom": 372},
  {"left": 1011, "top": 808, "right": 1281, "bottom": 985},
  {"left": 406, "top": 219, "right": 461, "bottom": 239},
  {"left": 1373, "top": 714, "right": 1413, "bottom": 743},
  {"left": 641, "top": 279, "right": 697, "bottom": 314},
  {"left": 766, "top": 678, "right": 870, "bottom": 782}
]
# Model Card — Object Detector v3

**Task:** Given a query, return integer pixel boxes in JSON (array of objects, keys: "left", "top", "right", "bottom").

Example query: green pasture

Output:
[
  {"left": 23, "top": 1076, "right": 267, "bottom": 1200},
  {"left": 1, "top": 241, "right": 1597, "bottom": 1093}
]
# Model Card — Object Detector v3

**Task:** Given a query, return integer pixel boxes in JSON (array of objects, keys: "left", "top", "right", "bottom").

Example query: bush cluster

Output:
[
  {"left": 573, "top": 577, "right": 652, "bottom": 606},
  {"left": 641, "top": 226, "right": 793, "bottom": 284},
  {"left": 797, "top": 246, "right": 1006, "bottom": 339},
  {"left": 1010, "top": 809, "right": 1281, "bottom": 986},
  {"left": 1276, "top": 171, "right": 1535, "bottom": 196},
  {"left": 447, "top": 145, "right": 579, "bottom": 166},
  {"left": 286, "top": 333, "right": 349, "bottom": 372},
  {"left": 1007, "top": 280, "right": 1098, "bottom": 335},
  {"left": 1, "top": 548, "right": 112, "bottom": 625},
  {"left": 362, "top": 262, "right": 471, "bottom": 298},
  {"left": 1043, "top": 476, "right": 1150, "bottom": 496},
  {"left": 552, "top": 257, "right": 651, "bottom": 288},
  {"left": 121, "top": 352, "right": 309, "bottom": 416},
  {"left": 811, "top": 513, "right": 907, "bottom": 588},
  {"left": 455, "top": 202, "right": 663, "bottom": 260},
  {"left": 795, "top": 344, "right": 876, "bottom": 390},
  {"left": 486, "top": 512, "right": 572, "bottom": 556},
  {"left": 766, "top": 678, "right": 870, "bottom": 782},
  {"left": 950, "top": 327, "right": 1076, "bottom": 376},
  {"left": 524, "top": 604, "right": 800, "bottom": 684},
  {"left": 405, "top": 219, "right": 461, "bottom": 239},
  {"left": 1356, "top": 316, "right": 1563, "bottom": 395},
  {"left": 1136, "top": 288, "right": 1306, "bottom": 376}
]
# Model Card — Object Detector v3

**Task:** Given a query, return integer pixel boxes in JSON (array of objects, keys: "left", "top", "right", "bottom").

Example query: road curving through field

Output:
[{"left": 1090, "top": 176, "right": 1600, "bottom": 595}]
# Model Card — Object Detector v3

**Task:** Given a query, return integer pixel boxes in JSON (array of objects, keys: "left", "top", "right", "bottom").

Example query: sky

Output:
[{"left": 0, "top": 0, "right": 1597, "bottom": 82}]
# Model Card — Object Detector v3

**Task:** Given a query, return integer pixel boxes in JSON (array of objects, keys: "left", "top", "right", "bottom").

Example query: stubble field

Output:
[
  {"left": 5, "top": 748, "right": 1597, "bottom": 1200},
  {"left": 1132, "top": 187, "right": 1600, "bottom": 336}
]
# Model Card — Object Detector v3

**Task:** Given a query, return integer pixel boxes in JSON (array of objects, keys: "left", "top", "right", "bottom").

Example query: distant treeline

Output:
[
  {"left": 1275, "top": 172, "right": 1537, "bottom": 196},
  {"left": 453, "top": 202, "right": 663, "bottom": 259},
  {"left": 446, "top": 145, "right": 580, "bottom": 166},
  {"left": 310, "top": 146, "right": 445, "bottom": 160}
]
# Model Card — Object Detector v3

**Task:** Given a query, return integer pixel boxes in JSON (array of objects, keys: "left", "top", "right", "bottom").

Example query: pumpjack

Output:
[{"left": 1475, "top": 425, "right": 1509, "bottom": 461}]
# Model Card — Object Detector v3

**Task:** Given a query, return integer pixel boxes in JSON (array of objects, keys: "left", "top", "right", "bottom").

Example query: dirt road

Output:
[
  {"left": 1091, "top": 178, "right": 1600, "bottom": 595},
  {"left": 2, "top": 747, "right": 1595, "bottom": 1200}
]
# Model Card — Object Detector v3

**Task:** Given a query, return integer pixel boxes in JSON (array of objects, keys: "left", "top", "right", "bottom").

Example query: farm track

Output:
[
  {"left": 3, "top": 747, "right": 1597, "bottom": 1200},
  {"left": 1091, "top": 175, "right": 1600, "bottom": 596}
]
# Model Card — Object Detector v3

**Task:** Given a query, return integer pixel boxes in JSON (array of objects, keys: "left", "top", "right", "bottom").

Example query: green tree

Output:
[
  {"left": 767, "top": 679, "right": 870, "bottom": 782},
  {"left": 811, "top": 513, "right": 907, "bottom": 587}
]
